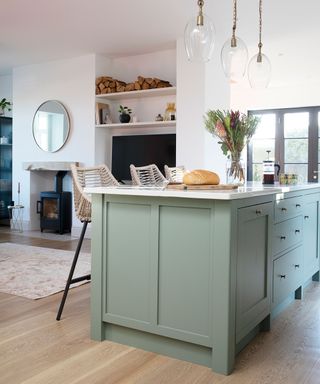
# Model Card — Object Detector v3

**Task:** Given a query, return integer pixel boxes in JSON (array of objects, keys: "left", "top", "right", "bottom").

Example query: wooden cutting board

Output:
[{"left": 166, "top": 183, "right": 239, "bottom": 190}]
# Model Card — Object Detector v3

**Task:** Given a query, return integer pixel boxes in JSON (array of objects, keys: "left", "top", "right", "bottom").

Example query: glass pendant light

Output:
[
  {"left": 184, "top": 0, "right": 216, "bottom": 62},
  {"left": 221, "top": 0, "right": 248, "bottom": 83},
  {"left": 248, "top": 0, "right": 271, "bottom": 88}
]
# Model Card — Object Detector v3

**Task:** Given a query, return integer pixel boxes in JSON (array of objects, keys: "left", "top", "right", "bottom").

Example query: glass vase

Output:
[
  {"left": 164, "top": 103, "right": 176, "bottom": 121},
  {"left": 226, "top": 153, "right": 246, "bottom": 185}
]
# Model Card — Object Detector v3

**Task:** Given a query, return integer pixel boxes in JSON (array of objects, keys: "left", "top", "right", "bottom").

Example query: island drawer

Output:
[
  {"left": 273, "top": 245, "right": 302, "bottom": 306},
  {"left": 238, "top": 201, "right": 273, "bottom": 223},
  {"left": 273, "top": 215, "right": 303, "bottom": 256},
  {"left": 274, "top": 196, "right": 303, "bottom": 223}
]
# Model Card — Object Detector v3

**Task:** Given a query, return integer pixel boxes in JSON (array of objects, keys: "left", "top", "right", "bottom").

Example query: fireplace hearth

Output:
[{"left": 37, "top": 171, "right": 72, "bottom": 234}]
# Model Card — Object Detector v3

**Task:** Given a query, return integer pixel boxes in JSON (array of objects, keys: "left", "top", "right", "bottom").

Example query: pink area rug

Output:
[{"left": 0, "top": 243, "right": 91, "bottom": 299}]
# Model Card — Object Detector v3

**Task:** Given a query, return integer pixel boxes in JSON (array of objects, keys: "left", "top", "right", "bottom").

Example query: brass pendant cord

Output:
[
  {"left": 257, "top": 0, "right": 263, "bottom": 62},
  {"left": 197, "top": 0, "right": 204, "bottom": 26},
  {"left": 231, "top": 0, "right": 237, "bottom": 47}
]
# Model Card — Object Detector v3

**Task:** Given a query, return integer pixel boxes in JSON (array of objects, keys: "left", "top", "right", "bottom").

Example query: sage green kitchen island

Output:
[{"left": 87, "top": 184, "right": 320, "bottom": 375}]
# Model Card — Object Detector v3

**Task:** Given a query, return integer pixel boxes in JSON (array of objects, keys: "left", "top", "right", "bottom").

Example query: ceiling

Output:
[{"left": 0, "top": 0, "right": 319, "bottom": 86}]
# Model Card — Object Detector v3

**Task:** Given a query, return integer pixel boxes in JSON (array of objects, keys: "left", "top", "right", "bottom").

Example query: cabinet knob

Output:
[
  {"left": 304, "top": 215, "right": 309, "bottom": 219},
  {"left": 294, "top": 264, "right": 300, "bottom": 268},
  {"left": 295, "top": 229, "right": 300, "bottom": 234},
  {"left": 281, "top": 207, "right": 287, "bottom": 212},
  {"left": 256, "top": 209, "right": 262, "bottom": 215},
  {"left": 280, "top": 236, "right": 286, "bottom": 240},
  {"left": 280, "top": 274, "right": 286, "bottom": 279},
  {"left": 296, "top": 204, "right": 301, "bottom": 208}
]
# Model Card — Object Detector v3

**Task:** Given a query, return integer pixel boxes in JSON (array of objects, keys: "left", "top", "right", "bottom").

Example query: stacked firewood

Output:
[
  {"left": 95, "top": 76, "right": 126, "bottom": 94},
  {"left": 96, "top": 75, "right": 172, "bottom": 95}
]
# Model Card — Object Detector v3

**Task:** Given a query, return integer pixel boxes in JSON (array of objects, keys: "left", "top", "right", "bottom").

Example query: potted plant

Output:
[
  {"left": 0, "top": 98, "right": 12, "bottom": 116},
  {"left": 118, "top": 105, "right": 132, "bottom": 123},
  {"left": 204, "top": 109, "right": 260, "bottom": 184}
]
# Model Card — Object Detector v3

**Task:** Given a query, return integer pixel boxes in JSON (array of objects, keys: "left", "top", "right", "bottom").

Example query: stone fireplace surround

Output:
[
  {"left": 22, "top": 162, "right": 81, "bottom": 235},
  {"left": 23, "top": 161, "right": 79, "bottom": 172}
]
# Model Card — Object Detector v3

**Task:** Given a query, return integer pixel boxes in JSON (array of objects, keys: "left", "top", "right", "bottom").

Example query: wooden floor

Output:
[{"left": 1, "top": 229, "right": 320, "bottom": 383}]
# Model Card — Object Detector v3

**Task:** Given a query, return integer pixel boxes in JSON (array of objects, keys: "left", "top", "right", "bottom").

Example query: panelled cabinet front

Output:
[
  {"left": 236, "top": 202, "right": 273, "bottom": 343},
  {"left": 102, "top": 198, "right": 214, "bottom": 347},
  {"left": 303, "top": 192, "right": 320, "bottom": 281},
  {"left": 272, "top": 195, "right": 304, "bottom": 307},
  {"left": 92, "top": 194, "right": 274, "bottom": 375},
  {"left": 272, "top": 191, "right": 320, "bottom": 309}
]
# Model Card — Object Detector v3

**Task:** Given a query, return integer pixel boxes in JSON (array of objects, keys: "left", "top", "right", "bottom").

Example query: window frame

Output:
[{"left": 247, "top": 106, "right": 320, "bottom": 182}]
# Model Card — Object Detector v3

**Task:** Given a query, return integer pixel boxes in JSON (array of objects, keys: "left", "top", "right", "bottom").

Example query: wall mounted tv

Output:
[{"left": 111, "top": 134, "right": 176, "bottom": 182}]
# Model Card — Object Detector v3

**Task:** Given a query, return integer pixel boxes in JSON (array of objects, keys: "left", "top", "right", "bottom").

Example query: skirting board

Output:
[
  {"left": 7, "top": 220, "right": 91, "bottom": 239},
  {"left": 72, "top": 224, "right": 92, "bottom": 239},
  {"left": 103, "top": 323, "right": 212, "bottom": 369}
]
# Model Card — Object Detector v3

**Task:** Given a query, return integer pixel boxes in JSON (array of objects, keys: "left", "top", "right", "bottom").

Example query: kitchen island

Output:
[{"left": 87, "top": 183, "right": 320, "bottom": 375}]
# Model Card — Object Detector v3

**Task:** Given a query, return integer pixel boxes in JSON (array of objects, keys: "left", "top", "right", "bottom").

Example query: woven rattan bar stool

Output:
[
  {"left": 56, "top": 164, "right": 119, "bottom": 320},
  {"left": 130, "top": 164, "right": 168, "bottom": 187},
  {"left": 164, "top": 165, "right": 186, "bottom": 183}
]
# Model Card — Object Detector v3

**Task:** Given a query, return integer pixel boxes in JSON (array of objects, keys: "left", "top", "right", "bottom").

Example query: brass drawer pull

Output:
[
  {"left": 294, "top": 264, "right": 300, "bottom": 268},
  {"left": 280, "top": 236, "right": 286, "bottom": 240},
  {"left": 280, "top": 274, "right": 286, "bottom": 279},
  {"left": 281, "top": 207, "right": 287, "bottom": 212},
  {"left": 256, "top": 209, "right": 262, "bottom": 215},
  {"left": 295, "top": 229, "right": 300, "bottom": 234},
  {"left": 304, "top": 215, "right": 309, "bottom": 219}
]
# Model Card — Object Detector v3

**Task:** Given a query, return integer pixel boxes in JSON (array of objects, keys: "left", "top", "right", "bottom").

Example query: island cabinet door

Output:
[
  {"left": 101, "top": 198, "right": 214, "bottom": 347},
  {"left": 236, "top": 201, "right": 273, "bottom": 343},
  {"left": 157, "top": 204, "right": 214, "bottom": 347},
  {"left": 303, "top": 193, "right": 320, "bottom": 282}
]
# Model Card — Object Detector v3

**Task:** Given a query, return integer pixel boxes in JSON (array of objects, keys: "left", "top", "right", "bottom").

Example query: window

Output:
[{"left": 248, "top": 107, "right": 320, "bottom": 182}]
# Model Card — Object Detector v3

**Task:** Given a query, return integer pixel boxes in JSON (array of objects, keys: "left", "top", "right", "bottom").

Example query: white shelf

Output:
[
  {"left": 23, "top": 161, "right": 79, "bottom": 171},
  {"left": 96, "top": 86, "right": 176, "bottom": 101},
  {"left": 95, "top": 121, "right": 176, "bottom": 129}
]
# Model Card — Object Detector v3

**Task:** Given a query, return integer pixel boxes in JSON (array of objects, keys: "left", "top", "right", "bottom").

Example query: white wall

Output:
[
  {"left": 12, "top": 55, "right": 96, "bottom": 231},
  {"left": 231, "top": 81, "right": 320, "bottom": 112},
  {"left": 176, "top": 39, "right": 206, "bottom": 170},
  {"left": 204, "top": 35, "right": 231, "bottom": 181},
  {"left": 111, "top": 50, "right": 176, "bottom": 86},
  {"left": 176, "top": 38, "right": 230, "bottom": 181},
  {"left": 231, "top": 31, "right": 320, "bottom": 112}
]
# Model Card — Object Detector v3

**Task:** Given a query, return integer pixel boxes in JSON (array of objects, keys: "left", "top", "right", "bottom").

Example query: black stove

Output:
[{"left": 37, "top": 171, "right": 72, "bottom": 234}]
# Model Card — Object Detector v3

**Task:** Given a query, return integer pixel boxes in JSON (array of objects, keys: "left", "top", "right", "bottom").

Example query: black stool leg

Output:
[{"left": 56, "top": 221, "right": 91, "bottom": 321}]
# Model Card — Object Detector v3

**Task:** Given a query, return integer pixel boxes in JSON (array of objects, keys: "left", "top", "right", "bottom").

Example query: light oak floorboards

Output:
[{"left": 1, "top": 228, "right": 320, "bottom": 383}]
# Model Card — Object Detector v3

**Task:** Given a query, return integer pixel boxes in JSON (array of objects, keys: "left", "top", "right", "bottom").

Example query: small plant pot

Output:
[{"left": 119, "top": 113, "right": 131, "bottom": 123}]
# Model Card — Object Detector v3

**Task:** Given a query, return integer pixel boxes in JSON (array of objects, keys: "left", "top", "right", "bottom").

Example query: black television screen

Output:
[{"left": 112, "top": 134, "right": 176, "bottom": 182}]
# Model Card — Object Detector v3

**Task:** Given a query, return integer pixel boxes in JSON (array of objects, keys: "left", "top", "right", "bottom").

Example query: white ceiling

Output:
[{"left": 0, "top": 0, "right": 319, "bottom": 86}]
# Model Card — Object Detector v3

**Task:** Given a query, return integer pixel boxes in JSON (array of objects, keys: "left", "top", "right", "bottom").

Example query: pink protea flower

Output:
[{"left": 216, "top": 120, "right": 227, "bottom": 138}]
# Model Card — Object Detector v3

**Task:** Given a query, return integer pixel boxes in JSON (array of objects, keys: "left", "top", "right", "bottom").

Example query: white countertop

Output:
[
  {"left": 86, "top": 182, "right": 320, "bottom": 201},
  {"left": 85, "top": 183, "right": 320, "bottom": 201}
]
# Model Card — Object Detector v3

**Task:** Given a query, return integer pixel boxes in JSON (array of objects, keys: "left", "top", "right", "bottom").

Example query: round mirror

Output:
[{"left": 32, "top": 100, "right": 70, "bottom": 152}]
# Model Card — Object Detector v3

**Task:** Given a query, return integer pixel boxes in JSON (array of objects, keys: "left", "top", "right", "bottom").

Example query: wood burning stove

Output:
[{"left": 37, "top": 171, "right": 72, "bottom": 234}]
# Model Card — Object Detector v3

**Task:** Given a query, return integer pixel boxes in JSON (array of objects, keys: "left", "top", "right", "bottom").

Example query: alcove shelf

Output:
[
  {"left": 96, "top": 86, "right": 176, "bottom": 101},
  {"left": 95, "top": 121, "right": 176, "bottom": 129}
]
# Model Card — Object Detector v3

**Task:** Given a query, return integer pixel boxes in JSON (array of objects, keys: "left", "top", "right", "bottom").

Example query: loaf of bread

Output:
[{"left": 183, "top": 169, "right": 220, "bottom": 185}]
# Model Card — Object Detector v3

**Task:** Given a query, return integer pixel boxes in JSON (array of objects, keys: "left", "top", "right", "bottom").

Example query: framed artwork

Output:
[{"left": 95, "top": 103, "right": 112, "bottom": 125}]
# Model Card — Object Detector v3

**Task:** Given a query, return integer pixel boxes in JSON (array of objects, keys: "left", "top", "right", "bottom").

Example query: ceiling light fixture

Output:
[
  {"left": 248, "top": 0, "right": 271, "bottom": 88},
  {"left": 184, "top": 0, "right": 216, "bottom": 62},
  {"left": 221, "top": 0, "right": 248, "bottom": 83}
]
